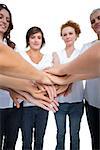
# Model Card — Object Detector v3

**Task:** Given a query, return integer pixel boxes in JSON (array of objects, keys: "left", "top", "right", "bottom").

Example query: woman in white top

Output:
[
  {"left": 82, "top": 9, "right": 100, "bottom": 150},
  {"left": 54, "top": 21, "right": 84, "bottom": 150},
  {"left": 46, "top": 10, "right": 100, "bottom": 150},
  {"left": 20, "top": 26, "right": 58, "bottom": 150},
  {"left": 0, "top": 4, "right": 23, "bottom": 149},
  {"left": 0, "top": 3, "right": 59, "bottom": 112}
]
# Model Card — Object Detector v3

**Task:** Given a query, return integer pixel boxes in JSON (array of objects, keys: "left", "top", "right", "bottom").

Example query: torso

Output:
[{"left": 56, "top": 48, "right": 84, "bottom": 103}]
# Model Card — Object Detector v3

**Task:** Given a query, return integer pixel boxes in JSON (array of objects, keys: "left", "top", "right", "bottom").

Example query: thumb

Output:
[{"left": 13, "top": 98, "right": 20, "bottom": 109}]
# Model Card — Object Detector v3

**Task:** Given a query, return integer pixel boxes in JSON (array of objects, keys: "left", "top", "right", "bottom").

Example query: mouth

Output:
[
  {"left": 0, "top": 24, "right": 7, "bottom": 30},
  {"left": 66, "top": 40, "right": 72, "bottom": 43},
  {"left": 34, "top": 44, "right": 40, "bottom": 46},
  {"left": 94, "top": 23, "right": 100, "bottom": 29}
]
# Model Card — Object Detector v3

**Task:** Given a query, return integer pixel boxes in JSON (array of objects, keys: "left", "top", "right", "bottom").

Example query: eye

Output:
[
  {"left": 97, "top": 16, "right": 100, "bottom": 20},
  {"left": 69, "top": 32, "right": 73, "bottom": 35},
  {"left": 38, "top": 36, "right": 42, "bottom": 39},
  {"left": 91, "top": 19, "right": 95, "bottom": 24},
  {"left": 63, "top": 33, "right": 67, "bottom": 36},
  {"left": 6, "top": 19, "right": 10, "bottom": 23},
  {"left": 0, "top": 14, "right": 3, "bottom": 19}
]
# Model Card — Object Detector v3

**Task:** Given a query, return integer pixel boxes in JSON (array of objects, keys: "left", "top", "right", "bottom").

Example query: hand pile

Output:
[{"left": 9, "top": 71, "right": 72, "bottom": 112}]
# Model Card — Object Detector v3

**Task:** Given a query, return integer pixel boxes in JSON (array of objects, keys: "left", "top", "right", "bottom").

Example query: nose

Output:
[
  {"left": 66, "top": 34, "right": 70, "bottom": 39},
  {"left": 35, "top": 37, "right": 39, "bottom": 42},
  {"left": 95, "top": 18, "right": 100, "bottom": 24}
]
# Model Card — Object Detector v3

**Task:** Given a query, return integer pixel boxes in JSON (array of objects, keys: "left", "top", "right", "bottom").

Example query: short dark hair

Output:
[{"left": 26, "top": 26, "right": 45, "bottom": 48}]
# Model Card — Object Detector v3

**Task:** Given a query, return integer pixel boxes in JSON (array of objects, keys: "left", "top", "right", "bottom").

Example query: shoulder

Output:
[{"left": 81, "top": 41, "right": 96, "bottom": 53}]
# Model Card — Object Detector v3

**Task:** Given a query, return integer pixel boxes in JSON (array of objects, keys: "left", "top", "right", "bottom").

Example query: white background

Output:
[{"left": 1, "top": 0, "right": 100, "bottom": 149}]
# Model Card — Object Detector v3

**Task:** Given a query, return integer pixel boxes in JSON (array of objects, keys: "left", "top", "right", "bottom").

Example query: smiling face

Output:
[
  {"left": 28, "top": 32, "right": 43, "bottom": 50},
  {"left": 0, "top": 8, "right": 10, "bottom": 38},
  {"left": 61, "top": 26, "right": 77, "bottom": 47},
  {"left": 90, "top": 9, "right": 100, "bottom": 36}
]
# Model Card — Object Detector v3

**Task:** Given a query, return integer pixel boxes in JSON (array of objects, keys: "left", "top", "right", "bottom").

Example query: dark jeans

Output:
[
  {"left": 21, "top": 106, "right": 49, "bottom": 150},
  {"left": 0, "top": 105, "right": 22, "bottom": 150},
  {"left": 54, "top": 102, "right": 84, "bottom": 150},
  {"left": 85, "top": 101, "right": 100, "bottom": 150}
]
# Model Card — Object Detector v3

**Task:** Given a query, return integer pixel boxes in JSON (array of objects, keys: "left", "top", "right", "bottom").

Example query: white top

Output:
[
  {"left": 19, "top": 51, "right": 53, "bottom": 107},
  {"left": 56, "top": 49, "right": 84, "bottom": 103},
  {"left": 81, "top": 40, "right": 100, "bottom": 108}
]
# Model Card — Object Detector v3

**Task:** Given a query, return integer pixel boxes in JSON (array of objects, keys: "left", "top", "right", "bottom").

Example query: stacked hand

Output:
[{"left": 8, "top": 53, "right": 73, "bottom": 112}]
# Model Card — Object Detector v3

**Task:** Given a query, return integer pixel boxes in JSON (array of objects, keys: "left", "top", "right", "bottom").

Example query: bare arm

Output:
[
  {"left": 0, "top": 74, "right": 59, "bottom": 111},
  {"left": 0, "top": 74, "right": 51, "bottom": 102},
  {"left": 63, "top": 43, "right": 100, "bottom": 75},
  {"left": 0, "top": 43, "right": 52, "bottom": 84},
  {"left": 61, "top": 73, "right": 99, "bottom": 84},
  {"left": 46, "top": 43, "right": 100, "bottom": 77}
]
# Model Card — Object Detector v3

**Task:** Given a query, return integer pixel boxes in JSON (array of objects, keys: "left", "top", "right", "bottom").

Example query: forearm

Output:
[
  {"left": 63, "top": 43, "right": 100, "bottom": 75},
  {"left": 0, "top": 43, "right": 43, "bottom": 81},
  {"left": 0, "top": 74, "right": 32, "bottom": 91},
  {"left": 65, "top": 73, "right": 99, "bottom": 84}
]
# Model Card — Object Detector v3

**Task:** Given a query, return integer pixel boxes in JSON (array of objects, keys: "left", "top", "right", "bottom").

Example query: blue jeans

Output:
[
  {"left": 21, "top": 106, "right": 49, "bottom": 150},
  {"left": 54, "top": 102, "right": 84, "bottom": 150},
  {"left": 0, "top": 104, "right": 22, "bottom": 150},
  {"left": 85, "top": 101, "right": 100, "bottom": 150}
]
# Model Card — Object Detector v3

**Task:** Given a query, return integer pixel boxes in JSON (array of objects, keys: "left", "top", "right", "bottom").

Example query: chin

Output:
[{"left": 0, "top": 29, "right": 7, "bottom": 34}]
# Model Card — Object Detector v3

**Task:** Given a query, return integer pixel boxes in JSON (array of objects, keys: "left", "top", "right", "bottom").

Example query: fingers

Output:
[
  {"left": 46, "top": 74, "right": 68, "bottom": 85},
  {"left": 38, "top": 71, "right": 53, "bottom": 85},
  {"left": 64, "top": 83, "right": 73, "bottom": 96},
  {"left": 19, "top": 91, "right": 51, "bottom": 111},
  {"left": 56, "top": 85, "right": 69, "bottom": 95},
  {"left": 31, "top": 99, "right": 51, "bottom": 111},
  {"left": 45, "top": 67, "right": 59, "bottom": 75},
  {"left": 16, "top": 90, "right": 59, "bottom": 112},
  {"left": 13, "top": 98, "right": 20, "bottom": 109},
  {"left": 35, "top": 83, "right": 46, "bottom": 92},
  {"left": 18, "top": 91, "right": 58, "bottom": 112},
  {"left": 43, "top": 85, "right": 57, "bottom": 101},
  {"left": 53, "top": 99, "right": 59, "bottom": 106},
  {"left": 49, "top": 100, "right": 59, "bottom": 112}
]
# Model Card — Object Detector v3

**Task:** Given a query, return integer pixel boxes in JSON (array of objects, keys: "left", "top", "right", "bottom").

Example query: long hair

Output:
[{"left": 0, "top": 4, "right": 15, "bottom": 49}]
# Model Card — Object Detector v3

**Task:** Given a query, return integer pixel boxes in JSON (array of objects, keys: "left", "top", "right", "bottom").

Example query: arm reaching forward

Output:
[
  {"left": 46, "top": 43, "right": 100, "bottom": 76},
  {"left": 0, "top": 43, "right": 52, "bottom": 85}
]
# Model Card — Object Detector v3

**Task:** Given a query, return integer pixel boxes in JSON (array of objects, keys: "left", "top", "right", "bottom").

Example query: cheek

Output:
[
  {"left": 28, "top": 40, "right": 33, "bottom": 47},
  {"left": 62, "top": 36, "right": 66, "bottom": 41},
  {"left": 71, "top": 36, "right": 76, "bottom": 41},
  {"left": 6, "top": 22, "right": 10, "bottom": 29},
  {"left": 73, "top": 34, "right": 78, "bottom": 41},
  {"left": 91, "top": 24, "right": 94, "bottom": 28},
  {"left": 40, "top": 40, "right": 42, "bottom": 45},
  {"left": 38, "top": 40, "right": 42, "bottom": 46},
  {"left": 29, "top": 38, "right": 34, "bottom": 44},
  {"left": 91, "top": 25, "right": 96, "bottom": 31}
]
